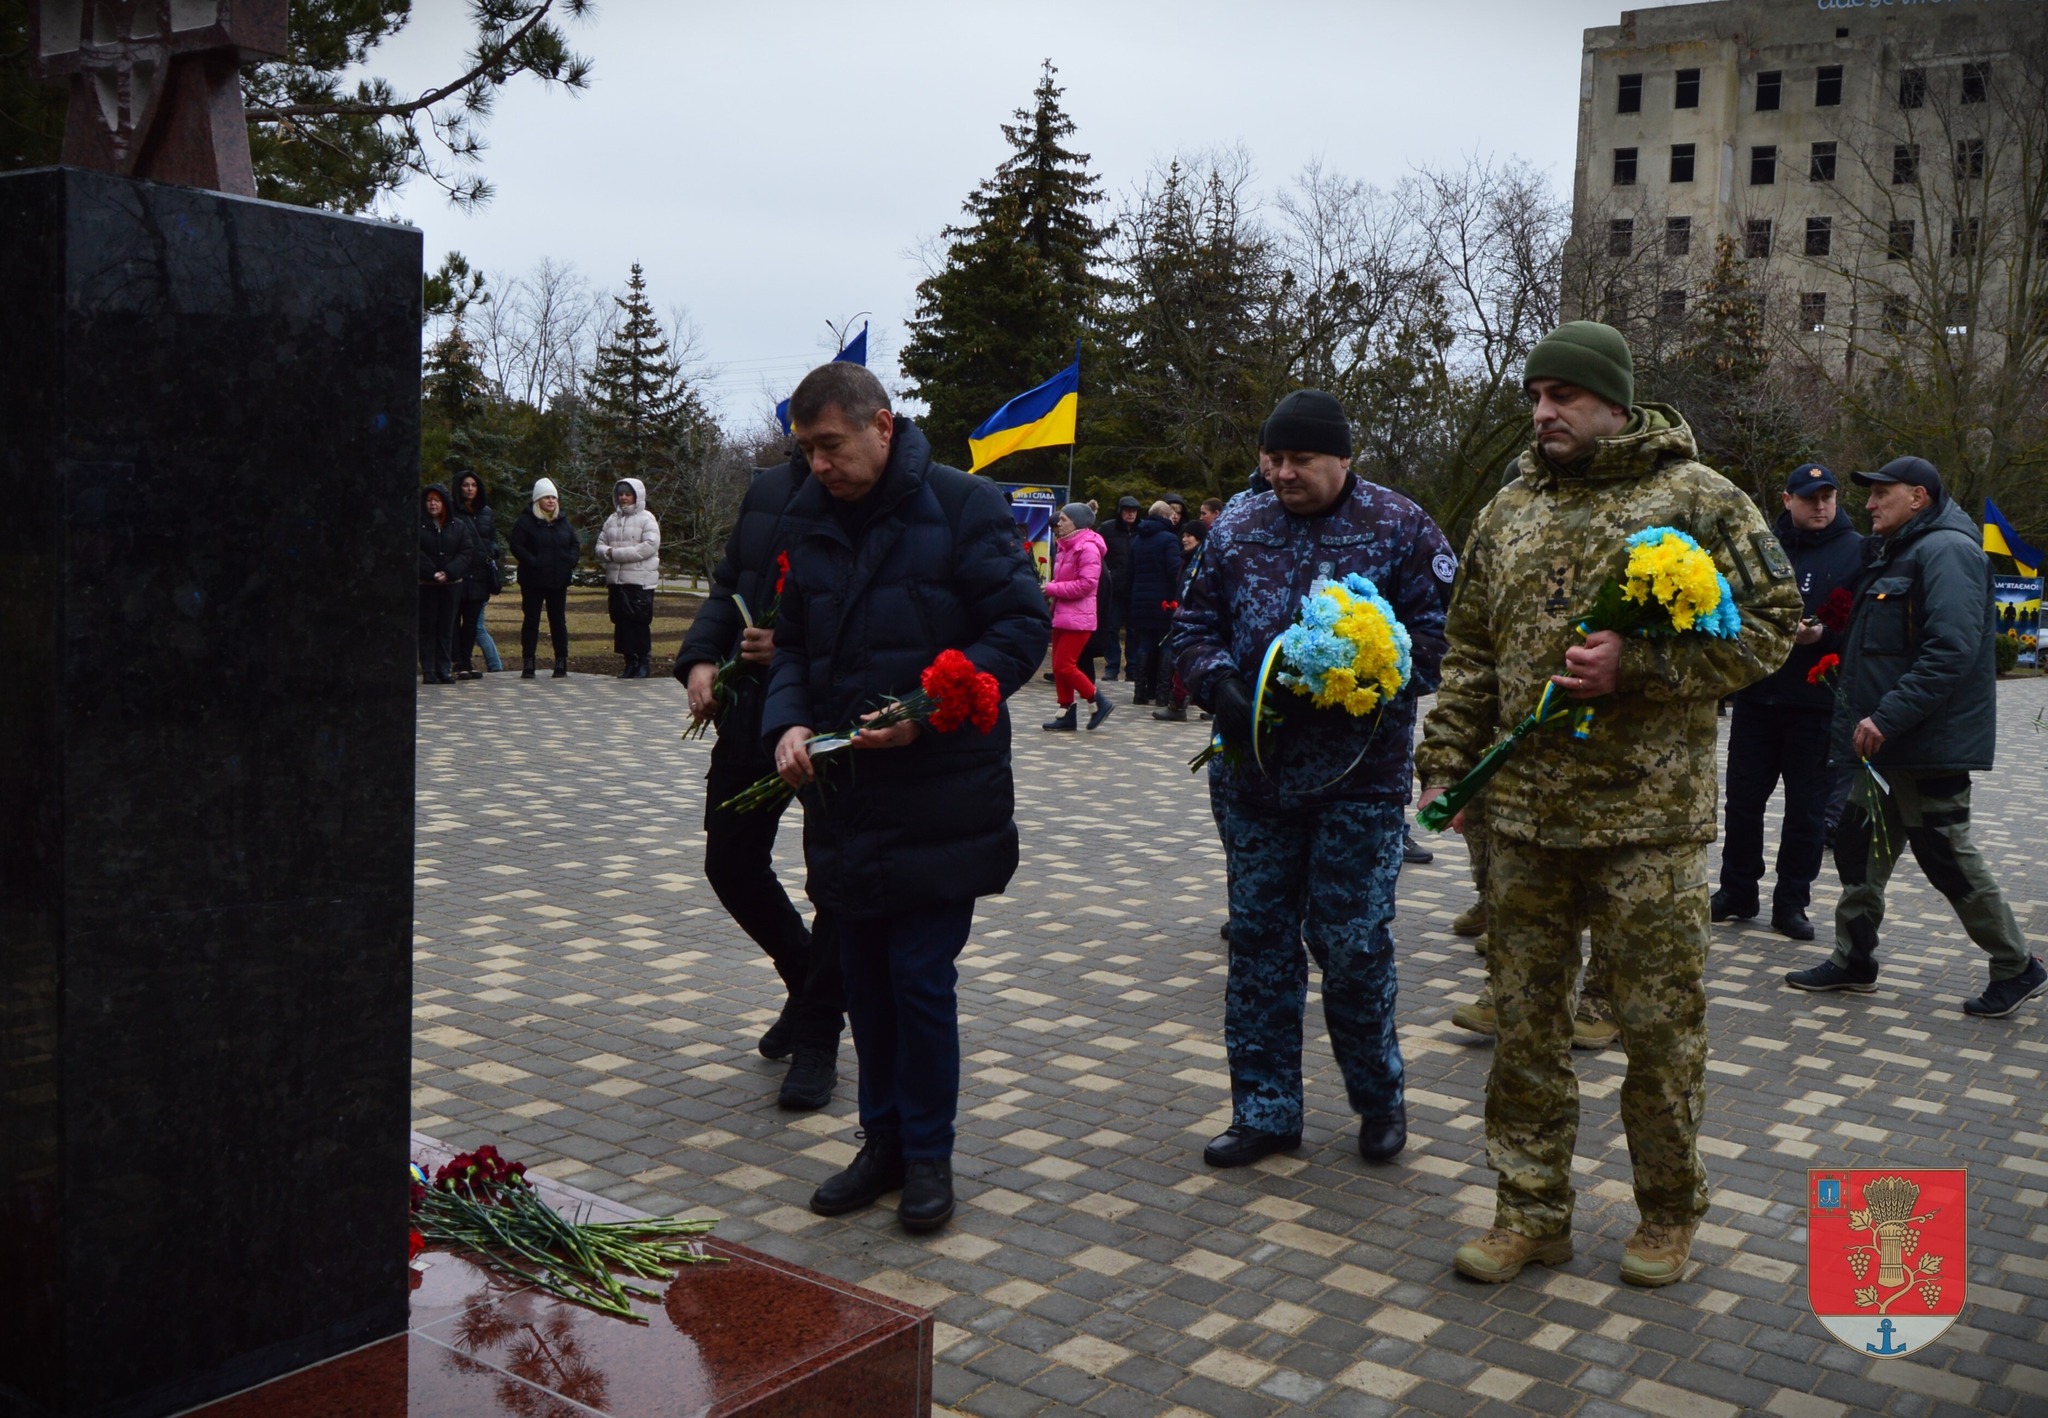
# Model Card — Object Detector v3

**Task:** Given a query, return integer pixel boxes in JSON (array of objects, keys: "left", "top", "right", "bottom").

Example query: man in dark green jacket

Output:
[{"left": 1785, "top": 456, "right": 2044, "bottom": 1016}]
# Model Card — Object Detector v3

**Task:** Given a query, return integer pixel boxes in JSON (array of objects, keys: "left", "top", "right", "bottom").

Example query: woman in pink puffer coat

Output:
[{"left": 1042, "top": 502, "right": 1115, "bottom": 732}]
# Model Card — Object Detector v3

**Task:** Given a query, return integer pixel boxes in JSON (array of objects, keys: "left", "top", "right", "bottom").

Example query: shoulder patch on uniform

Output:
[
  {"left": 1432, "top": 552, "right": 1458, "bottom": 584},
  {"left": 1751, "top": 531, "right": 1795, "bottom": 581}
]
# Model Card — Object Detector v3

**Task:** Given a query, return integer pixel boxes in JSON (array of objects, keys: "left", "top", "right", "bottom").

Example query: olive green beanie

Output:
[{"left": 1523, "top": 321, "right": 1634, "bottom": 410}]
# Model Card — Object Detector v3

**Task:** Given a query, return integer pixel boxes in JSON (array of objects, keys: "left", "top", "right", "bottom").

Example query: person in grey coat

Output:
[{"left": 1785, "top": 456, "right": 2044, "bottom": 1016}]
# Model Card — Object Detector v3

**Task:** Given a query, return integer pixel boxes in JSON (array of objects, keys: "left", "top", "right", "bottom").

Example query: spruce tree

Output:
[
  {"left": 902, "top": 60, "right": 1109, "bottom": 471},
  {"left": 582, "top": 263, "right": 714, "bottom": 541}
]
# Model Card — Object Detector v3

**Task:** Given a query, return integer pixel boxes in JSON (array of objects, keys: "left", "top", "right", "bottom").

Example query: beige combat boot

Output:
[
  {"left": 1621, "top": 1220, "right": 1697, "bottom": 1286},
  {"left": 1453, "top": 1226, "right": 1573, "bottom": 1283},
  {"left": 1572, "top": 991, "right": 1621, "bottom": 1050},
  {"left": 1452, "top": 901, "right": 1486, "bottom": 936},
  {"left": 1450, "top": 981, "right": 1497, "bottom": 1037}
]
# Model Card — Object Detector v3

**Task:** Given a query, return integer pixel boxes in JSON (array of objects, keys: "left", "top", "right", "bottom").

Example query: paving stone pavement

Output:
[{"left": 412, "top": 669, "right": 2048, "bottom": 1418}]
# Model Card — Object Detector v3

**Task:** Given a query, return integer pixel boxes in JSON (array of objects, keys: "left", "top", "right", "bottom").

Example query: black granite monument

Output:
[{"left": 1, "top": 11, "right": 421, "bottom": 1413}]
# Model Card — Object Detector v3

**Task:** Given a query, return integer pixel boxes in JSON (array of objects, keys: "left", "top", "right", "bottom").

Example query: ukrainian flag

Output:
[
  {"left": 1984, "top": 498, "right": 2042, "bottom": 577},
  {"left": 967, "top": 357, "right": 1079, "bottom": 473}
]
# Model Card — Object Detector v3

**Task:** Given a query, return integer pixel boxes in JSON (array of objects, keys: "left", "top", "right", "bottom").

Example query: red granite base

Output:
[{"left": 183, "top": 1139, "right": 932, "bottom": 1418}]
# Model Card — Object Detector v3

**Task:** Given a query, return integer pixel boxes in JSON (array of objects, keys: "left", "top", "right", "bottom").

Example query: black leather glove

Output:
[{"left": 1209, "top": 675, "right": 1255, "bottom": 746}]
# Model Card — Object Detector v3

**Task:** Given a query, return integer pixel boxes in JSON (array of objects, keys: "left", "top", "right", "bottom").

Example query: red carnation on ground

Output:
[
  {"left": 1815, "top": 587, "right": 1854, "bottom": 633},
  {"left": 1807, "top": 653, "right": 1841, "bottom": 686}
]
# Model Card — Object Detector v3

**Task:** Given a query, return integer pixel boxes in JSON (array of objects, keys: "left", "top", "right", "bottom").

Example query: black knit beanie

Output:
[{"left": 1260, "top": 390, "right": 1352, "bottom": 458}]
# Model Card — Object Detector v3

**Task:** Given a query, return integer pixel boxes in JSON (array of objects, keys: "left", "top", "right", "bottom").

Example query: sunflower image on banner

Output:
[{"left": 1807, "top": 1169, "right": 1966, "bottom": 1357}]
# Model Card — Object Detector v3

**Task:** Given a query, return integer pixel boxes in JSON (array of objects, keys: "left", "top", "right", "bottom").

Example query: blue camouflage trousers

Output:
[{"left": 1219, "top": 798, "right": 1406, "bottom": 1134}]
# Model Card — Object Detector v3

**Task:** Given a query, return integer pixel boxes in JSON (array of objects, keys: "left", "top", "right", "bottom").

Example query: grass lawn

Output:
[{"left": 479, "top": 587, "right": 705, "bottom": 676}]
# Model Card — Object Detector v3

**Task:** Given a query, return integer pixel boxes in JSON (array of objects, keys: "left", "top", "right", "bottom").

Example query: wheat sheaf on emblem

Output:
[{"left": 1845, "top": 1176, "right": 1944, "bottom": 1312}]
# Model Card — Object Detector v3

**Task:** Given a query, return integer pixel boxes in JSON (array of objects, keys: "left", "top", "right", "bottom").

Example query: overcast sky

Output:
[{"left": 367, "top": 0, "right": 1683, "bottom": 422}]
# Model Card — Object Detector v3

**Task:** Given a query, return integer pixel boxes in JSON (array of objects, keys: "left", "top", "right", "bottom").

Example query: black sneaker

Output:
[
  {"left": 1710, "top": 889, "right": 1758, "bottom": 923},
  {"left": 898, "top": 1157, "right": 954, "bottom": 1232},
  {"left": 1785, "top": 960, "right": 1879, "bottom": 993},
  {"left": 777, "top": 1046, "right": 837, "bottom": 1110},
  {"left": 809, "top": 1132, "right": 905, "bottom": 1216},
  {"left": 1202, "top": 1124, "right": 1300, "bottom": 1168},
  {"left": 1962, "top": 956, "right": 2048, "bottom": 1018},
  {"left": 1770, "top": 907, "right": 1815, "bottom": 942},
  {"left": 1402, "top": 832, "right": 1433, "bottom": 866},
  {"left": 758, "top": 999, "right": 800, "bottom": 1061}
]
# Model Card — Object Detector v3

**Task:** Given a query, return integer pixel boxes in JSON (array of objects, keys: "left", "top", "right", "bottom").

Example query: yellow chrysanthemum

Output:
[{"left": 1623, "top": 533, "right": 1721, "bottom": 632}]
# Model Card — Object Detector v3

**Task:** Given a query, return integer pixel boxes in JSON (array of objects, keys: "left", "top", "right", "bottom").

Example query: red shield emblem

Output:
[{"left": 1807, "top": 1169, "right": 1966, "bottom": 1357}]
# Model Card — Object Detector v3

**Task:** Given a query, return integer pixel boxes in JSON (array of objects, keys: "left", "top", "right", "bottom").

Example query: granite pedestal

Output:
[
  {"left": 186, "top": 1139, "right": 934, "bottom": 1418},
  {"left": 0, "top": 167, "right": 421, "bottom": 1418}
]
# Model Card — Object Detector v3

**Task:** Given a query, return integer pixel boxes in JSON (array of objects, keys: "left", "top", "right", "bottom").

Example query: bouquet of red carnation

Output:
[
  {"left": 1806, "top": 651, "right": 1894, "bottom": 855},
  {"left": 1813, "top": 586, "right": 1855, "bottom": 634},
  {"left": 408, "top": 1145, "right": 721, "bottom": 1321},
  {"left": 720, "top": 648, "right": 1003, "bottom": 813},
  {"left": 683, "top": 552, "right": 792, "bottom": 742}
]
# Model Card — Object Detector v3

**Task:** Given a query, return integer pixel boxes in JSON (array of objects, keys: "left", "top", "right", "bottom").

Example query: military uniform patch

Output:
[
  {"left": 1432, "top": 552, "right": 1457, "bottom": 584},
  {"left": 1753, "top": 531, "right": 1796, "bottom": 581}
]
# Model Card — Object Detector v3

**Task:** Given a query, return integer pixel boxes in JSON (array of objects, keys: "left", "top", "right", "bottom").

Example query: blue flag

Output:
[{"left": 777, "top": 324, "right": 868, "bottom": 435}]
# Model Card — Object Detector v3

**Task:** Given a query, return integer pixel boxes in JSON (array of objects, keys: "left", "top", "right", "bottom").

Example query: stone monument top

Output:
[{"left": 29, "top": 0, "right": 288, "bottom": 196}]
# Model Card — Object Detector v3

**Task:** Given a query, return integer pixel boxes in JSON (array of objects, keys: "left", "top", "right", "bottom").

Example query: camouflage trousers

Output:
[
  {"left": 1486, "top": 836, "right": 1711, "bottom": 1237},
  {"left": 1219, "top": 798, "right": 1405, "bottom": 1134},
  {"left": 1830, "top": 770, "right": 2030, "bottom": 980}
]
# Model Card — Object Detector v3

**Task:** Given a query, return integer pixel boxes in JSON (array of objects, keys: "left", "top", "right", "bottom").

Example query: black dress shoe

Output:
[
  {"left": 1710, "top": 889, "right": 1757, "bottom": 923},
  {"left": 1202, "top": 1124, "right": 1300, "bottom": 1168},
  {"left": 1402, "top": 833, "right": 1434, "bottom": 866},
  {"left": 898, "top": 1157, "right": 954, "bottom": 1232},
  {"left": 1771, "top": 908, "right": 1815, "bottom": 941},
  {"left": 777, "top": 1046, "right": 837, "bottom": 1110},
  {"left": 810, "top": 1133, "right": 905, "bottom": 1216},
  {"left": 1358, "top": 1110, "right": 1407, "bottom": 1164}
]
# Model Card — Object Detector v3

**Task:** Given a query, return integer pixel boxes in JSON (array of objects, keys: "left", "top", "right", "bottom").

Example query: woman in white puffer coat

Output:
[{"left": 596, "top": 477, "right": 661, "bottom": 678}]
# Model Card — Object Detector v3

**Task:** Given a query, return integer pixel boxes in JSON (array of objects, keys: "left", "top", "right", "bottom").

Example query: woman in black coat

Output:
[
  {"left": 1124, "top": 503, "right": 1184, "bottom": 705},
  {"left": 418, "top": 484, "right": 476, "bottom": 685},
  {"left": 507, "top": 476, "right": 580, "bottom": 677},
  {"left": 450, "top": 471, "right": 499, "bottom": 678}
]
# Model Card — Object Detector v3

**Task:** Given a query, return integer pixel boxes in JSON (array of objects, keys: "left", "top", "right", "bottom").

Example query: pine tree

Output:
[{"left": 902, "top": 60, "right": 1110, "bottom": 470}]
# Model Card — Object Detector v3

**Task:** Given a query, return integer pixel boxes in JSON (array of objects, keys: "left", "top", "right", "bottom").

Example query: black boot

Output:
[
  {"left": 636, "top": 654, "right": 653, "bottom": 679},
  {"left": 1042, "top": 704, "right": 1078, "bottom": 731},
  {"left": 552, "top": 656, "right": 569, "bottom": 679},
  {"left": 1202, "top": 1124, "right": 1300, "bottom": 1168},
  {"left": 1087, "top": 691, "right": 1115, "bottom": 731},
  {"left": 520, "top": 656, "right": 536, "bottom": 680},
  {"left": 1151, "top": 702, "right": 1187, "bottom": 721},
  {"left": 810, "top": 1133, "right": 905, "bottom": 1216},
  {"left": 1358, "top": 1107, "right": 1407, "bottom": 1164},
  {"left": 758, "top": 997, "right": 800, "bottom": 1060},
  {"left": 617, "top": 655, "right": 636, "bottom": 679},
  {"left": 1710, "top": 888, "right": 1757, "bottom": 923},
  {"left": 898, "top": 1157, "right": 955, "bottom": 1232},
  {"left": 778, "top": 1045, "right": 837, "bottom": 1111}
]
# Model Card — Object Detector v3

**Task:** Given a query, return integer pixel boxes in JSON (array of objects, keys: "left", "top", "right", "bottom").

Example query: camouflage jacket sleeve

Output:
[
  {"left": 1414, "top": 511, "right": 1502, "bottom": 788},
  {"left": 1615, "top": 472, "right": 1802, "bottom": 702}
]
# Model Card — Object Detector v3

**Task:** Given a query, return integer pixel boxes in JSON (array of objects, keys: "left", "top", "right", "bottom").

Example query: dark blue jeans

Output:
[{"left": 840, "top": 903, "right": 975, "bottom": 1157}]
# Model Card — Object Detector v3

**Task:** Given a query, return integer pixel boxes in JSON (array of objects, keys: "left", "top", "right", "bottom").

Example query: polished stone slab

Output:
[
  {"left": 187, "top": 1139, "right": 933, "bottom": 1417},
  {"left": 0, "top": 166, "right": 420, "bottom": 1418}
]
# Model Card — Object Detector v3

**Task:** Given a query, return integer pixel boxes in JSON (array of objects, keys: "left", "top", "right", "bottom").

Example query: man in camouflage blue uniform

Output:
[
  {"left": 1178, "top": 390, "right": 1456, "bottom": 1168},
  {"left": 1418, "top": 322, "right": 1800, "bottom": 1287}
]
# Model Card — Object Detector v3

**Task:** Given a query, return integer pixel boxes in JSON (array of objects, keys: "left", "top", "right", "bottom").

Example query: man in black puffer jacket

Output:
[
  {"left": 1711, "top": 464, "right": 1865, "bottom": 940},
  {"left": 1099, "top": 495, "right": 1141, "bottom": 678},
  {"left": 1786, "top": 456, "right": 2044, "bottom": 1016},
  {"left": 763, "top": 363, "right": 1048, "bottom": 1233},
  {"left": 676, "top": 458, "right": 845, "bottom": 1113}
]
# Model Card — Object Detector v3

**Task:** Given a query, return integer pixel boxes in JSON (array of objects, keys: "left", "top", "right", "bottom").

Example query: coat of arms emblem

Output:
[{"left": 1807, "top": 1169, "right": 1966, "bottom": 1357}]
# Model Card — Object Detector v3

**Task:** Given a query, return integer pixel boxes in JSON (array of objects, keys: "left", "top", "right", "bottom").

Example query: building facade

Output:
[{"left": 1572, "top": 0, "right": 2048, "bottom": 376}]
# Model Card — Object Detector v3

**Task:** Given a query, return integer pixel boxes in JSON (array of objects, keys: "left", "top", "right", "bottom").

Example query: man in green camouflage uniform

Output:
[{"left": 1417, "top": 322, "right": 1800, "bottom": 1288}]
